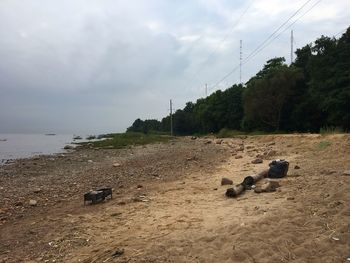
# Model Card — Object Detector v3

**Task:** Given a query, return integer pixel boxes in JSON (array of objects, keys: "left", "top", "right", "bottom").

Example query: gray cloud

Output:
[{"left": 0, "top": 0, "right": 349, "bottom": 134}]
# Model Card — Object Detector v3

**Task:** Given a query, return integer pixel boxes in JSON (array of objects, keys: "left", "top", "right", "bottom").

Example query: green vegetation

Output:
[
  {"left": 319, "top": 126, "right": 344, "bottom": 135},
  {"left": 128, "top": 27, "right": 350, "bottom": 135},
  {"left": 317, "top": 140, "right": 332, "bottom": 150},
  {"left": 89, "top": 132, "right": 173, "bottom": 149}
]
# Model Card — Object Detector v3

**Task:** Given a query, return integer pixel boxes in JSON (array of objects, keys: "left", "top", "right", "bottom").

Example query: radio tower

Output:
[
  {"left": 290, "top": 30, "right": 294, "bottom": 64},
  {"left": 239, "top": 40, "right": 242, "bottom": 84}
]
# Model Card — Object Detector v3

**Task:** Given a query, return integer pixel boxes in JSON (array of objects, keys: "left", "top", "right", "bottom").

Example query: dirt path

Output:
[{"left": 1, "top": 135, "right": 349, "bottom": 262}]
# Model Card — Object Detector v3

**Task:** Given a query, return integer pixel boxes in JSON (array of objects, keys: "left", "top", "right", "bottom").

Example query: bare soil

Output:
[{"left": 0, "top": 134, "right": 349, "bottom": 263}]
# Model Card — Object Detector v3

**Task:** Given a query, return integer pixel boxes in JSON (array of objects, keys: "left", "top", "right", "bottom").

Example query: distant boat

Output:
[
  {"left": 45, "top": 133, "right": 56, "bottom": 136},
  {"left": 0, "top": 139, "right": 7, "bottom": 142},
  {"left": 73, "top": 135, "right": 82, "bottom": 140}
]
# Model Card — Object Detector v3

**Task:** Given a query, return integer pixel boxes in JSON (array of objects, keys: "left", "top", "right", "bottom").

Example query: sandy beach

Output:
[{"left": 0, "top": 134, "right": 349, "bottom": 263}]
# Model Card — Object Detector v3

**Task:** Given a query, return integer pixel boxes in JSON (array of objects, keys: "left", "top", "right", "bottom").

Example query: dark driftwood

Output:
[{"left": 225, "top": 169, "right": 268, "bottom": 198}]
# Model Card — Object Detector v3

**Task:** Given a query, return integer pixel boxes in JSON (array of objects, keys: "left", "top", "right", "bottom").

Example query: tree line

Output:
[{"left": 127, "top": 27, "right": 350, "bottom": 135}]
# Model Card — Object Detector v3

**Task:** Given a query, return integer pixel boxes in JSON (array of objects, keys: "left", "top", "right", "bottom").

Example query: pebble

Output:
[
  {"left": 29, "top": 200, "right": 37, "bottom": 206},
  {"left": 33, "top": 188, "right": 42, "bottom": 193},
  {"left": 342, "top": 170, "right": 350, "bottom": 176},
  {"left": 113, "top": 163, "right": 121, "bottom": 167},
  {"left": 294, "top": 165, "right": 300, "bottom": 169}
]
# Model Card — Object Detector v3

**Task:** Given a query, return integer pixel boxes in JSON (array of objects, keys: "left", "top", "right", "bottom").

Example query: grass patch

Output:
[
  {"left": 86, "top": 132, "right": 173, "bottom": 149},
  {"left": 317, "top": 140, "right": 332, "bottom": 150},
  {"left": 320, "top": 126, "right": 343, "bottom": 135},
  {"left": 216, "top": 128, "right": 287, "bottom": 138},
  {"left": 217, "top": 128, "right": 245, "bottom": 138}
]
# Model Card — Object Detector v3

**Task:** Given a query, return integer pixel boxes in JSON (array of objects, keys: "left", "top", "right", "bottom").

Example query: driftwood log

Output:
[{"left": 226, "top": 169, "right": 268, "bottom": 198}]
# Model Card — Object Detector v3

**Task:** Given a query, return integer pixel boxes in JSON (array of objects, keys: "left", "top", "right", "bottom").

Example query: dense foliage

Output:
[{"left": 127, "top": 28, "right": 350, "bottom": 134}]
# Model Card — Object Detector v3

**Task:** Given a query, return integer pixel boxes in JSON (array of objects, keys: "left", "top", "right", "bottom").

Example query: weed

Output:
[
  {"left": 320, "top": 126, "right": 343, "bottom": 135},
  {"left": 85, "top": 132, "right": 173, "bottom": 149},
  {"left": 318, "top": 140, "right": 332, "bottom": 150}
]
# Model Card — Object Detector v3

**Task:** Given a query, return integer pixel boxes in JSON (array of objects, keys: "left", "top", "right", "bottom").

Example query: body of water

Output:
[{"left": 0, "top": 134, "right": 75, "bottom": 163}]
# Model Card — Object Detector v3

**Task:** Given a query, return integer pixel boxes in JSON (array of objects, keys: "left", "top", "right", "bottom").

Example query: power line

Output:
[
  {"left": 243, "top": 0, "right": 322, "bottom": 65},
  {"left": 334, "top": 28, "right": 348, "bottom": 37},
  {"left": 244, "top": 0, "right": 313, "bottom": 62},
  {"left": 210, "top": 0, "right": 321, "bottom": 90},
  {"left": 186, "top": 1, "right": 254, "bottom": 90}
]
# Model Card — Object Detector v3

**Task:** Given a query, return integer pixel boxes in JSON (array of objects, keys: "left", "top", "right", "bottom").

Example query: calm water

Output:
[{"left": 0, "top": 134, "right": 75, "bottom": 162}]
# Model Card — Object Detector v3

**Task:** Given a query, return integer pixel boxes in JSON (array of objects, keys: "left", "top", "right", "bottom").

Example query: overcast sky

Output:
[{"left": 0, "top": 0, "right": 349, "bottom": 134}]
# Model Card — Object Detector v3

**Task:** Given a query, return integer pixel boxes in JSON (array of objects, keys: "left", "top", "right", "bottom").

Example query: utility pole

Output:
[
  {"left": 290, "top": 30, "right": 294, "bottom": 65},
  {"left": 170, "top": 99, "right": 173, "bottom": 136},
  {"left": 239, "top": 39, "right": 242, "bottom": 84},
  {"left": 205, "top": 83, "right": 207, "bottom": 97}
]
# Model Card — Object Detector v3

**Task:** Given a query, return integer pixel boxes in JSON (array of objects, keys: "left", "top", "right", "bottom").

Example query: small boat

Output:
[
  {"left": 45, "top": 133, "right": 56, "bottom": 136},
  {"left": 73, "top": 135, "right": 82, "bottom": 140},
  {"left": 0, "top": 139, "right": 7, "bottom": 142}
]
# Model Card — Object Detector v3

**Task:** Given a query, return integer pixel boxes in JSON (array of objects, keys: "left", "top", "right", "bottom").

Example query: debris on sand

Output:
[
  {"left": 254, "top": 179, "right": 281, "bottom": 193},
  {"left": 251, "top": 158, "right": 263, "bottom": 164},
  {"left": 112, "top": 248, "right": 124, "bottom": 257},
  {"left": 221, "top": 178, "right": 233, "bottom": 185}
]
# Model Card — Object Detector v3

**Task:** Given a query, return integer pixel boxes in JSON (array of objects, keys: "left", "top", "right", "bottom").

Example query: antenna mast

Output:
[
  {"left": 291, "top": 30, "right": 294, "bottom": 64},
  {"left": 239, "top": 40, "right": 242, "bottom": 84}
]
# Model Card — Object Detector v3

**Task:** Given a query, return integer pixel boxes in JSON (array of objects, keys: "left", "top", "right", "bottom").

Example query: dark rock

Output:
[
  {"left": 251, "top": 158, "right": 263, "bottom": 164},
  {"left": 294, "top": 165, "right": 300, "bottom": 169},
  {"left": 33, "top": 188, "right": 42, "bottom": 193},
  {"left": 63, "top": 145, "right": 74, "bottom": 150},
  {"left": 221, "top": 177, "right": 233, "bottom": 185},
  {"left": 112, "top": 248, "right": 124, "bottom": 257}
]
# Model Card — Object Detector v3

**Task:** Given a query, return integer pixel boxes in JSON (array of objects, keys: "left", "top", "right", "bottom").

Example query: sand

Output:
[{"left": 0, "top": 134, "right": 349, "bottom": 262}]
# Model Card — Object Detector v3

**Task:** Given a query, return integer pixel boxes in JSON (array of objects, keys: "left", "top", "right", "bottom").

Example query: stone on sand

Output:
[{"left": 221, "top": 177, "right": 233, "bottom": 185}]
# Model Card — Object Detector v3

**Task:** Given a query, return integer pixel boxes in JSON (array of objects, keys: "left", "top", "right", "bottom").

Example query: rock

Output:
[
  {"left": 87, "top": 160, "right": 93, "bottom": 163},
  {"left": 29, "top": 200, "right": 37, "bottom": 206},
  {"left": 221, "top": 177, "right": 233, "bottom": 185},
  {"left": 112, "top": 248, "right": 124, "bottom": 257},
  {"left": 251, "top": 158, "right": 263, "bottom": 164},
  {"left": 235, "top": 155, "right": 243, "bottom": 159},
  {"left": 342, "top": 170, "right": 350, "bottom": 176},
  {"left": 137, "top": 184, "right": 143, "bottom": 189},
  {"left": 33, "top": 188, "right": 42, "bottom": 193},
  {"left": 63, "top": 145, "right": 74, "bottom": 150},
  {"left": 205, "top": 140, "right": 212, "bottom": 144},
  {"left": 287, "top": 197, "right": 295, "bottom": 200},
  {"left": 237, "top": 146, "right": 244, "bottom": 151},
  {"left": 113, "top": 163, "right": 121, "bottom": 167},
  {"left": 15, "top": 201, "right": 23, "bottom": 206},
  {"left": 191, "top": 136, "right": 197, "bottom": 140},
  {"left": 216, "top": 139, "right": 223, "bottom": 144},
  {"left": 294, "top": 165, "right": 300, "bottom": 169},
  {"left": 321, "top": 169, "right": 337, "bottom": 175},
  {"left": 255, "top": 179, "right": 280, "bottom": 193},
  {"left": 267, "top": 142, "right": 275, "bottom": 146}
]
